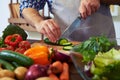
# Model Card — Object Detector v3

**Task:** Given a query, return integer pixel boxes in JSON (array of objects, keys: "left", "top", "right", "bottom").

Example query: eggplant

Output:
[{"left": 24, "top": 64, "right": 49, "bottom": 80}]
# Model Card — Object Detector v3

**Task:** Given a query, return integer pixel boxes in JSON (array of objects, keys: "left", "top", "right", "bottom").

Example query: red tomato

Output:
[
  {"left": 18, "top": 41, "right": 31, "bottom": 50},
  {"left": 6, "top": 45, "right": 14, "bottom": 51},
  {"left": 15, "top": 48, "right": 26, "bottom": 54}
]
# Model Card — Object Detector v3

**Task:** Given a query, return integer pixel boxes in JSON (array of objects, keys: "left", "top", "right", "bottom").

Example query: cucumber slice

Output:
[
  {"left": 58, "top": 38, "right": 68, "bottom": 45},
  {"left": 63, "top": 46, "right": 73, "bottom": 51},
  {"left": 60, "top": 42, "right": 72, "bottom": 46}
]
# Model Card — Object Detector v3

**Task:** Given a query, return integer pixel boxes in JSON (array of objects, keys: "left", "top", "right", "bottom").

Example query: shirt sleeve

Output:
[{"left": 20, "top": 0, "right": 46, "bottom": 17}]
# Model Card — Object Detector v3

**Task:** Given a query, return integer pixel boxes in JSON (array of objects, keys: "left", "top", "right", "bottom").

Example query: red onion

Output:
[
  {"left": 52, "top": 50, "right": 71, "bottom": 62},
  {"left": 24, "top": 64, "right": 49, "bottom": 80}
]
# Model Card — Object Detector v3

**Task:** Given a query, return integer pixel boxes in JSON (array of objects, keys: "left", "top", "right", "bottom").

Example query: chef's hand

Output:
[
  {"left": 35, "top": 19, "right": 61, "bottom": 42},
  {"left": 79, "top": 0, "right": 100, "bottom": 19}
]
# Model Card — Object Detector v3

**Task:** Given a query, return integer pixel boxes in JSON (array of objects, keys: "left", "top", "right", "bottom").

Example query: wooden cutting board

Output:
[
  {"left": 31, "top": 40, "right": 80, "bottom": 55},
  {"left": 31, "top": 40, "right": 79, "bottom": 49}
]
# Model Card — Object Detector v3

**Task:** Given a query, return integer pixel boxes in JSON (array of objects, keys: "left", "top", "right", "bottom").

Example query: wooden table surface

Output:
[{"left": 30, "top": 40, "right": 83, "bottom": 80}]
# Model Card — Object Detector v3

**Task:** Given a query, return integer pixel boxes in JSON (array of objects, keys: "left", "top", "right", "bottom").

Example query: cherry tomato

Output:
[
  {"left": 15, "top": 47, "right": 26, "bottom": 54},
  {"left": 18, "top": 41, "right": 31, "bottom": 50},
  {"left": 6, "top": 44, "right": 14, "bottom": 51}
]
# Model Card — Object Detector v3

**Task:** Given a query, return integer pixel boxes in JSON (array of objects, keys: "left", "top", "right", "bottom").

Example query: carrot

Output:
[
  {"left": 50, "top": 61, "right": 63, "bottom": 74},
  {"left": 49, "top": 73, "right": 59, "bottom": 80},
  {"left": 59, "top": 62, "right": 69, "bottom": 80}
]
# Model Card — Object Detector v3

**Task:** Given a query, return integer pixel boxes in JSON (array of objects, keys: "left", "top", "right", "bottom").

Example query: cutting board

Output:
[
  {"left": 31, "top": 40, "right": 80, "bottom": 56},
  {"left": 31, "top": 40, "right": 79, "bottom": 48}
]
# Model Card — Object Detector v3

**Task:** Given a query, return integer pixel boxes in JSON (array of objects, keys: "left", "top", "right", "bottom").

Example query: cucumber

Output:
[
  {"left": 58, "top": 38, "right": 73, "bottom": 46},
  {"left": 58, "top": 38, "right": 68, "bottom": 45},
  {"left": 0, "top": 59, "right": 15, "bottom": 71},
  {"left": 63, "top": 46, "right": 73, "bottom": 51},
  {"left": 60, "top": 42, "right": 72, "bottom": 46},
  {"left": 11, "top": 62, "right": 22, "bottom": 68},
  {"left": 0, "top": 50, "right": 34, "bottom": 67},
  {"left": 44, "top": 38, "right": 72, "bottom": 46}
]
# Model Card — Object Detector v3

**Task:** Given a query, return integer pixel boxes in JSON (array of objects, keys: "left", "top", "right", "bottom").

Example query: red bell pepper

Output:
[{"left": 4, "top": 34, "right": 23, "bottom": 47}]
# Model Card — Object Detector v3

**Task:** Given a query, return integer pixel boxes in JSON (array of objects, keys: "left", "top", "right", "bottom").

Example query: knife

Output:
[{"left": 60, "top": 16, "right": 82, "bottom": 38}]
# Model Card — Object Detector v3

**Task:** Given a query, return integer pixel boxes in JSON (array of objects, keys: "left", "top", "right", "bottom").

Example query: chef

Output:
[{"left": 20, "top": 0, "right": 119, "bottom": 42}]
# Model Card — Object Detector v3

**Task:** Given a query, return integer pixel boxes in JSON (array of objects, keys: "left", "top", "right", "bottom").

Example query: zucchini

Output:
[
  {"left": 0, "top": 50, "right": 34, "bottom": 67},
  {"left": 63, "top": 46, "right": 73, "bottom": 51},
  {"left": 0, "top": 59, "right": 15, "bottom": 71}
]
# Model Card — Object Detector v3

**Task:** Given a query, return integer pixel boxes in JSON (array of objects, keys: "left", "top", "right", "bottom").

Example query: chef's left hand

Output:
[{"left": 79, "top": 0, "right": 100, "bottom": 19}]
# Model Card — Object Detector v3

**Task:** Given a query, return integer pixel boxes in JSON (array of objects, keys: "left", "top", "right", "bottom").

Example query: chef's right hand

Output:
[{"left": 35, "top": 19, "right": 61, "bottom": 42}]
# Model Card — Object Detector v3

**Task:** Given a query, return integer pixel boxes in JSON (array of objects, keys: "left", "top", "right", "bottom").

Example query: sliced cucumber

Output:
[
  {"left": 60, "top": 42, "right": 72, "bottom": 46},
  {"left": 63, "top": 46, "right": 73, "bottom": 51},
  {"left": 58, "top": 38, "right": 69, "bottom": 45},
  {"left": 44, "top": 37, "right": 72, "bottom": 46}
]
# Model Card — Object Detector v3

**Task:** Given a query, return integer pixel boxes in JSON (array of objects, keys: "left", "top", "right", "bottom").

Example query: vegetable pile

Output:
[
  {"left": 0, "top": 24, "right": 71, "bottom": 80},
  {"left": 0, "top": 24, "right": 30, "bottom": 54},
  {"left": 72, "top": 36, "right": 116, "bottom": 62},
  {"left": 0, "top": 34, "right": 31, "bottom": 54}
]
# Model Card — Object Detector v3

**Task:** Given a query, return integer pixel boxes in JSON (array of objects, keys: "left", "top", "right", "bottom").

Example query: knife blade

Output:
[{"left": 60, "top": 16, "right": 82, "bottom": 38}]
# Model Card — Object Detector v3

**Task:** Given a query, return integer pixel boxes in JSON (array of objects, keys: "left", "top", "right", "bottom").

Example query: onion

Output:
[
  {"left": 52, "top": 49, "right": 71, "bottom": 62},
  {"left": 24, "top": 64, "right": 49, "bottom": 80}
]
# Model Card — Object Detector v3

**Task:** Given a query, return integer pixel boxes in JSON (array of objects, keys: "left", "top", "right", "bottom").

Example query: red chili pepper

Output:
[{"left": 4, "top": 34, "right": 23, "bottom": 47}]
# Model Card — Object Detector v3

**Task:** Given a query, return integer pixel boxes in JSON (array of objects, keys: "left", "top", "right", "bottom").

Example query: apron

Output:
[{"left": 51, "top": 0, "right": 115, "bottom": 41}]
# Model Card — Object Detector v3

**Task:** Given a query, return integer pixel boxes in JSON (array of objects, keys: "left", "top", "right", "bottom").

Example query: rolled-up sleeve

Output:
[{"left": 20, "top": 0, "right": 47, "bottom": 17}]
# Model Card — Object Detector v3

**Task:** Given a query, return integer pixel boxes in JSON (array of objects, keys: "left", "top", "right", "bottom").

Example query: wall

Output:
[{"left": 0, "top": 0, "right": 10, "bottom": 36}]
